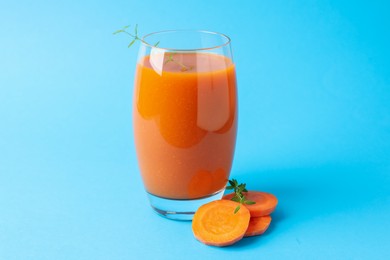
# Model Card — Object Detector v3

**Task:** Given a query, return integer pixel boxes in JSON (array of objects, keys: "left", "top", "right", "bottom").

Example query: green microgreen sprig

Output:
[
  {"left": 113, "top": 24, "right": 160, "bottom": 47},
  {"left": 163, "top": 53, "right": 193, "bottom": 72},
  {"left": 226, "top": 179, "right": 256, "bottom": 214},
  {"left": 113, "top": 24, "right": 193, "bottom": 72}
]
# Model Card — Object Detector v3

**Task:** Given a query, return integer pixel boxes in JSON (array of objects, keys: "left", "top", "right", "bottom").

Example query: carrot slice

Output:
[
  {"left": 192, "top": 200, "right": 250, "bottom": 247},
  {"left": 223, "top": 191, "right": 278, "bottom": 217},
  {"left": 244, "top": 216, "right": 272, "bottom": 237}
]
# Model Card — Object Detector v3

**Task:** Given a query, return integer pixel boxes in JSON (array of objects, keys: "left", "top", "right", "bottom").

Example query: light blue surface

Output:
[{"left": 1, "top": 0, "right": 389, "bottom": 259}]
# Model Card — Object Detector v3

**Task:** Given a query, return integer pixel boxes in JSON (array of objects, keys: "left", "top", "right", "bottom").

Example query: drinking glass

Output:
[{"left": 133, "top": 30, "right": 237, "bottom": 220}]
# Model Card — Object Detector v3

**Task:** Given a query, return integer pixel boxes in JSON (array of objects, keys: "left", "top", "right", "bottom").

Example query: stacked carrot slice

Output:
[{"left": 192, "top": 191, "right": 278, "bottom": 246}]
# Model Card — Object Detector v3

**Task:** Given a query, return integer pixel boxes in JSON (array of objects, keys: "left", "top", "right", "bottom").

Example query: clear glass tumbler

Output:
[{"left": 133, "top": 30, "right": 237, "bottom": 220}]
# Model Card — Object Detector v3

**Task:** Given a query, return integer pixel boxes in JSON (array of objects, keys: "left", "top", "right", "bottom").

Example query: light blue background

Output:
[{"left": 1, "top": 0, "right": 389, "bottom": 259}]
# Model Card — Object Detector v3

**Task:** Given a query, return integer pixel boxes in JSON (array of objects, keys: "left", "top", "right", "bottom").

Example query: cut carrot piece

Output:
[
  {"left": 244, "top": 216, "right": 272, "bottom": 237},
  {"left": 223, "top": 191, "right": 278, "bottom": 217},
  {"left": 192, "top": 200, "right": 250, "bottom": 247}
]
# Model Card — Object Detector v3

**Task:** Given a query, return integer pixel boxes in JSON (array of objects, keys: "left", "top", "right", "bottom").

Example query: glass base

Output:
[{"left": 147, "top": 189, "right": 225, "bottom": 221}]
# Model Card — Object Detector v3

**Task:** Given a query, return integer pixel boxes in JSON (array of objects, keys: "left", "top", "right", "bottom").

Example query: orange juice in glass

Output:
[{"left": 134, "top": 30, "right": 237, "bottom": 220}]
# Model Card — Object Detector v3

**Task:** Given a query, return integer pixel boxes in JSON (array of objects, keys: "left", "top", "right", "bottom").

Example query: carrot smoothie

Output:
[{"left": 133, "top": 52, "right": 237, "bottom": 199}]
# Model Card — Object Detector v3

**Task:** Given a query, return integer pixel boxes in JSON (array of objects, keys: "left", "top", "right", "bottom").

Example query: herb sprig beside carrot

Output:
[
  {"left": 192, "top": 178, "right": 279, "bottom": 247},
  {"left": 223, "top": 191, "right": 278, "bottom": 217},
  {"left": 226, "top": 179, "right": 256, "bottom": 213}
]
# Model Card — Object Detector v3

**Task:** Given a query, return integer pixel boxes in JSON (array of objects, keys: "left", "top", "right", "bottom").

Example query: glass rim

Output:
[{"left": 141, "top": 29, "right": 231, "bottom": 52}]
